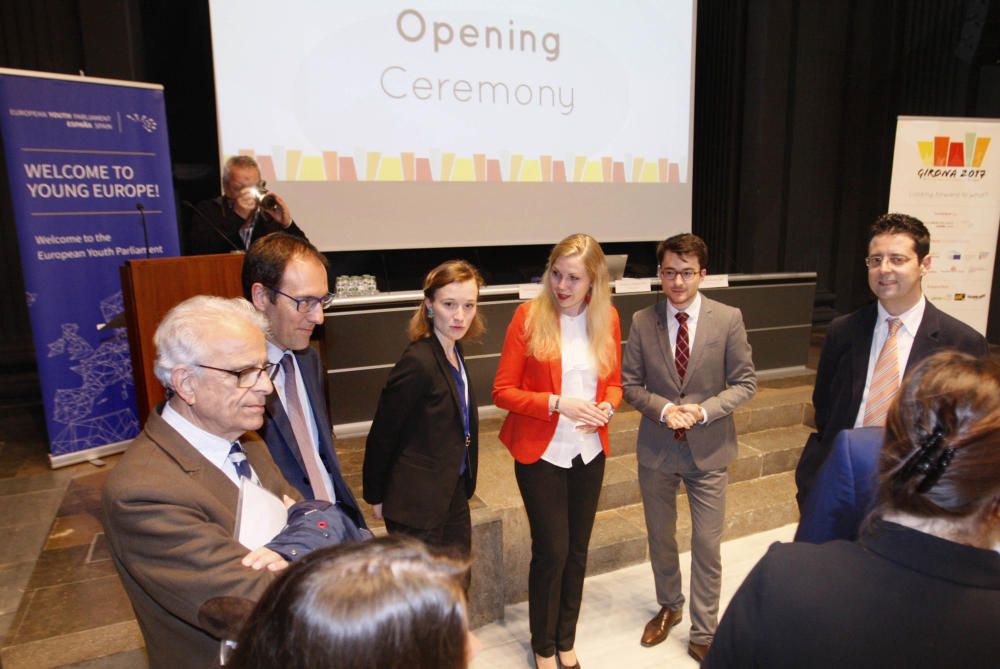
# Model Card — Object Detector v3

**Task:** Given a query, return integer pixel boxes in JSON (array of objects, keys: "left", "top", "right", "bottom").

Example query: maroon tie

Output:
[
  {"left": 674, "top": 312, "right": 689, "bottom": 440},
  {"left": 675, "top": 312, "right": 690, "bottom": 380}
]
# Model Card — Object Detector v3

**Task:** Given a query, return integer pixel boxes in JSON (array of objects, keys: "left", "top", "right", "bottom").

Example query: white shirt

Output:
[
  {"left": 853, "top": 296, "right": 926, "bottom": 427},
  {"left": 660, "top": 293, "right": 709, "bottom": 423},
  {"left": 542, "top": 308, "right": 603, "bottom": 468},
  {"left": 161, "top": 402, "right": 259, "bottom": 487},
  {"left": 267, "top": 341, "right": 337, "bottom": 499}
]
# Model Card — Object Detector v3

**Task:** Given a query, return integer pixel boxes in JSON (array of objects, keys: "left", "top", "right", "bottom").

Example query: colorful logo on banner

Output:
[{"left": 915, "top": 133, "right": 990, "bottom": 179}]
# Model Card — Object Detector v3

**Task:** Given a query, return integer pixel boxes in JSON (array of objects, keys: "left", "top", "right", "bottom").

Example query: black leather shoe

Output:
[{"left": 640, "top": 606, "right": 683, "bottom": 647}]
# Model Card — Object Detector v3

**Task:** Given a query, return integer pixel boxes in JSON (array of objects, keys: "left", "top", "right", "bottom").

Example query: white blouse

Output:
[{"left": 542, "top": 308, "right": 603, "bottom": 468}]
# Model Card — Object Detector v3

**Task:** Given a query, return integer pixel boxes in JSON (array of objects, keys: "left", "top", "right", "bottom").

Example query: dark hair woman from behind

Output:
[
  {"left": 229, "top": 535, "right": 477, "bottom": 669},
  {"left": 705, "top": 351, "right": 1000, "bottom": 669}
]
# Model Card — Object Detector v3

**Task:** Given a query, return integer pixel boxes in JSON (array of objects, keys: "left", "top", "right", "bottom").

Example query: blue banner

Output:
[{"left": 0, "top": 69, "right": 179, "bottom": 464}]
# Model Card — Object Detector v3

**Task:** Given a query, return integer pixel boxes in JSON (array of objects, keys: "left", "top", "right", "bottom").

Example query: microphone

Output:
[
  {"left": 136, "top": 202, "right": 150, "bottom": 259},
  {"left": 181, "top": 200, "right": 244, "bottom": 254}
]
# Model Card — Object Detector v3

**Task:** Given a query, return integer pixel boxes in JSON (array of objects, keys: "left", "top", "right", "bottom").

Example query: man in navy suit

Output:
[
  {"left": 242, "top": 233, "right": 367, "bottom": 530},
  {"left": 795, "top": 213, "right": 988, "bottom": 508}
]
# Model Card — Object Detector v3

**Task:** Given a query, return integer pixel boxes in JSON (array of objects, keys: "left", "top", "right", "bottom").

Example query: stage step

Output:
[{"left": 585, "top": 470, "right": 799, "bottom": 579}]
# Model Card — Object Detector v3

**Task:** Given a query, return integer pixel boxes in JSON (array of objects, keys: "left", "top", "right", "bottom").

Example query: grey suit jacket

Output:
[
  {"left": 622, "top": 296, "right": 757, "bottom": 471},
  {"left": 101, "top": 408, "right": 300, "bottom": 669}
]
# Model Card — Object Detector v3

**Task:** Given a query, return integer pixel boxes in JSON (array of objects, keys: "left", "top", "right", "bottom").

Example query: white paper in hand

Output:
[{"left": 234, "top": 479, "right": 287, "bottom": 549}]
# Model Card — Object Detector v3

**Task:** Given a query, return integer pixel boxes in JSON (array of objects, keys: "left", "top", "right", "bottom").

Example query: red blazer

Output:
[{"left": 493, "top": 302, "right": 623, "bottom": 464}]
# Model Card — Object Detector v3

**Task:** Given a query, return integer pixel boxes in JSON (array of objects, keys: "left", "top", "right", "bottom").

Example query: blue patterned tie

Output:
[{"left": 228, "top": 441, "right": 253, "bottom": 481}]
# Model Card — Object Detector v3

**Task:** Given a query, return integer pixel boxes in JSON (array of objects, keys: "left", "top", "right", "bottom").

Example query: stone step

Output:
[
  {"left": 598, "top": 419, "right": 810, "bottom": 514},
  {"left": 758, "top": 370, "right": 816, "bottom": 389},
  {"left": 585, "top": 505, "right": 649, "bottom": 577},
  {"left": 582, "top": 470, "right": 799, "bottom": 582},
  {"left": 732, "top": 424, "right": 813, "bottom": 483},
  {"left": 598, "top": 453, "right": 641, "bottom": 511},
  {"left": 733, "top": 385, "right": 814, "bottom": 433}
]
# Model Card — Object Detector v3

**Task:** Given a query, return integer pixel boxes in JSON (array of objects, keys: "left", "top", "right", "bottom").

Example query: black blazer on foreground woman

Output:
[
  {"left": 704, "top": 519, "right": 1000, "bottom": 668},
  {"left": 363, "top": 336, "right": 479, "bottom": 529}
]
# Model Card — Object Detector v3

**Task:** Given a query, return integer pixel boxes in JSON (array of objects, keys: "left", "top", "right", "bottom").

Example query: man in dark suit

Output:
[
  {"left": 243, "top": 233, "right": 367, "bottom": 531},
  {"left": 795, "top": 213, "right": 989, "bottom": 508},
  {"left": 794, "top": 426, "right": 883, "bottom": 543},
  {"left": 623, "top": 234, "right": 757, "bottom": 664},
  {"left": 185, "top": 155, "right": 308, "bottom": 255},
  {"left": 102, "top": 296, "right": 301, "bottom": 669}
]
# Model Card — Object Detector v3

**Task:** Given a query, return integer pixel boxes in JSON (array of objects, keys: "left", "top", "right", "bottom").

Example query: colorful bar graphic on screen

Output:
[
  {"left": 231, "top": 149, "right": 685, "bottom": 184},
  {"left": 918, "top": 135, "right": 991, "bottom": 168}
]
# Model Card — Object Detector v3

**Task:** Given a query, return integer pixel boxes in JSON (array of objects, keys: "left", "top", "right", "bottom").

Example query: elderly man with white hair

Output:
[{"left": 102, "top": 295, "right": 301, "bottom": 669}]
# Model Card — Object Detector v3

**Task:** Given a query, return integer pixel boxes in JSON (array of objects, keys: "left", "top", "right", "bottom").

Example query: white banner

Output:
[{"left": 888, "top": 116, "right": 1000, "bottom": 335}]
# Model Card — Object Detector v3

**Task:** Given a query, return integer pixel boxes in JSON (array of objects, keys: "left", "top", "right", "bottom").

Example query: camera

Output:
[{"left": 248, "top": 183, "right": 279, "bottom": 211}]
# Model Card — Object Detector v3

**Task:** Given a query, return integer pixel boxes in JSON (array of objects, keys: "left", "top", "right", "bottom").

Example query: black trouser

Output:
[
  {"left": 515, "top": 453, "right": 605, "bottom": 657},
  {"left": 384, "top": 474, "right": 472, "bottom": 558}
]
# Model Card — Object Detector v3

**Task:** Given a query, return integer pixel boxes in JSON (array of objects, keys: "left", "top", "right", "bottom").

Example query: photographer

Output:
[{"left": 185, "top": 155, "right": 308, "bottom": 255}]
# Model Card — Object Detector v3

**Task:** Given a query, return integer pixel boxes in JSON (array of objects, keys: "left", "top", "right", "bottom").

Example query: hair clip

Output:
[
  {"left": 892, "top": 425, "right": 946, "bottom": 493},
  {"left": 916, "top": 446, "right": 956, "bottom": 493}
]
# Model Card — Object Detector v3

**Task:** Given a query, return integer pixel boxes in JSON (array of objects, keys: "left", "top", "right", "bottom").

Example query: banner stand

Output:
[
  {"left": 888, "top": 116, "right": 1000, "bottom": 335},
  {"left": 0, "top": 68, "right": 179, "bottom": 467}
]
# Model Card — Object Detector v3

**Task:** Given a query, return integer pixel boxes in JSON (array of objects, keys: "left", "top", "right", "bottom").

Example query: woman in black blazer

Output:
[{"left": 363, "top": 260, "right": 485, "bottom": 555}]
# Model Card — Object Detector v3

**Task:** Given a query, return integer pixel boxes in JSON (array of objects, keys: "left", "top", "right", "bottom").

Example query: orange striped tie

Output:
[{"left": 863, "top": 318, "right": 903, "bottom": 426}]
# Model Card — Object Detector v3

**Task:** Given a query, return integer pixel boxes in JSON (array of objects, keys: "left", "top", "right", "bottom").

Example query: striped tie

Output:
[
  {"left": 863, "top": 318, "right": 903, "bottom": 426},
  {"left": 279, "top": 354, "right": 334, "bottom": 502},
  {"left": 674, "top": 312, "right": 690, "bottom": 440},
  {"left": 675, "top": 312, "right": 690, "bottom": 380},
  {"left": 228, "top": 441, "right": 253, "bottom": 481}
]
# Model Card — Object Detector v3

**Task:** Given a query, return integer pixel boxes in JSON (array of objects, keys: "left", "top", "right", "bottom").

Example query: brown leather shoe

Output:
[
  {"left": 687, "top": 641, "right": 711, "bottom": 663},
  {"left": 640, "top": 606, "right": 683, "bottom": 647}
]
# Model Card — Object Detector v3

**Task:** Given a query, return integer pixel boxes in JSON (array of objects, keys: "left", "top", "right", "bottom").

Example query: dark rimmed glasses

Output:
[
  {"left": 198, "top": 362, "right": 277, "bottom": 388},
  {"left": 269, "top": 286, "right": 335, "bottom": 313},
  {"left": 659, "top": 267, "right": 701, "bottom": 282}
]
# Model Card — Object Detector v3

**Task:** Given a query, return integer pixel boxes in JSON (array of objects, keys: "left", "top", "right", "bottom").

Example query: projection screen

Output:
[{"left": 208, "top": 1, "right": 696, "bottom": 251}]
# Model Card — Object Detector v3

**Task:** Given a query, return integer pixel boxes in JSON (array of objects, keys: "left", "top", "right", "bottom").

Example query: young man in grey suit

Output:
[
  {"left": 243, "top": 233, "right": 367, "bottom": 531},
  {"left": 102, "top": 296, "right": 300, "bottom": 669},
  {"left": 622, "top": 233, "right": 757, "bottom": 664},
  {"left": 795, "top": 213, "right": 989, "bottom": 508}
]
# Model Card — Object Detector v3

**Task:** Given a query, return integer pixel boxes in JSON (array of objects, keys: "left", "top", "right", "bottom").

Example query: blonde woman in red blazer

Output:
[{"left": 493, "top": 234, "right": 622, "bottom": 669}]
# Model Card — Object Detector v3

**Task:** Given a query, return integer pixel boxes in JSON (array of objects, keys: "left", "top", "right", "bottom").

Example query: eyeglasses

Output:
[
  {"left": 864, "top": 254, "right": 913, "bottom": 269},
  {"left": 269, "top": 286, "right": 335, "bottom": 313},
  {"left": 659, "top": 268, "right": 701, "bottom": 282},
  {"left": 198, "top": 362, "right": 277, "bottom": 388}
]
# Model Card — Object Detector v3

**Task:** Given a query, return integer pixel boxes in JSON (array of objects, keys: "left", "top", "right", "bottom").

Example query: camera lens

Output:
[{"left": 259, "top": 192, "right": 278, "bottom": 210}]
